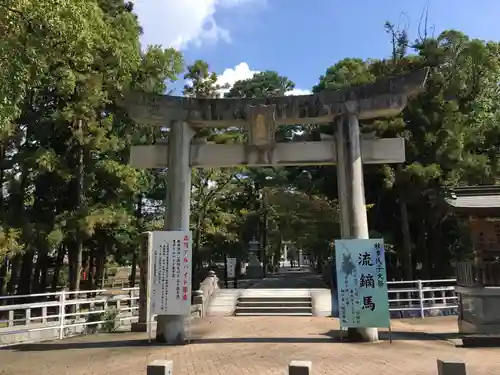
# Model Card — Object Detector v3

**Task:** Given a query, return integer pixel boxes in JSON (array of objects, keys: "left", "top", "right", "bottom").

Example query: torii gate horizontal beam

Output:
[
  {"left": 121, "top": 69, "right": 428, "bottom": 127},
  {"left": 130, "top": 139, "right": 405, "bottom": 169}
]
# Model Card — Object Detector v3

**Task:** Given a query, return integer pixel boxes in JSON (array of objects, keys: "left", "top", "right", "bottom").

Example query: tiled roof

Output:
[{"left": 446, "top": 185, "right": 500, "bottom": 208}]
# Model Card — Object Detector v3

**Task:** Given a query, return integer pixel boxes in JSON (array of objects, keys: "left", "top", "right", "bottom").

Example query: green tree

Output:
[
  {"left": 225, "top": 71, "right": 295, "bottom": 98},
  {"left": 181, "top": 60, "right": 241, "bottom": 282},
  {"left": 312, "top": 25, "right": 500, "bottom": 280},
  {"left": 223, "top": 70, "right": 340, "bottom": 268},
  {"left": 0, "top": 0, "right": 185, "bottom": 297},
  {"left": 183, "top": 59, "right": 227, "bottom": 98}
]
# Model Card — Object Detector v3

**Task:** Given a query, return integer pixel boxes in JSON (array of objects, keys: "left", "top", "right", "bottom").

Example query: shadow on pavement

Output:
[
  {"left": 3, "top": 328, "right": 460, "bottom": 352},
  {"left": 322, "top": 329, "right": 460, "bottom": 342},
  {"left": 1, "top": 338, "right": 153, "bottom": 351}
]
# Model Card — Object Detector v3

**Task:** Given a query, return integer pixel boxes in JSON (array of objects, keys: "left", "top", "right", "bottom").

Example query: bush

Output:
[
  {"left": 84, "top": 306, "right": 120, "bottom": 334},
  {"left": 101, "top": 307, "right": 120, "bottom": 333}
]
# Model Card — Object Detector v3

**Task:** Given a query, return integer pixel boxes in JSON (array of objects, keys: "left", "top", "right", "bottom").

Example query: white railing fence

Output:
[
  {"left": 0, "top": 278, "right": 459, "bottom": 343},
  {"left": 0, "top": 287, "right": 139, "bottom": 342},
  {"left": 387, "top": 279, "right": 458, "bottom": 318}
]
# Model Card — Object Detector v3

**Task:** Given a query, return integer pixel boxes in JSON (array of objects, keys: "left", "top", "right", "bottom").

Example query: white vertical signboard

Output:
[
  {"left": 227, "top": 257, "right": 237, "bottom": 279},
  {"left": 150, "top": 231, "right": 192, "bottom": 316}
]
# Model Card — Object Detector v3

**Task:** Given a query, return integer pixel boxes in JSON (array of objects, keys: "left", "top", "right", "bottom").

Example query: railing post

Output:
[
  {"left": 130, "top": 288, "right": 135, "bottom": 309},
  {"left": 25, "top": 308, "right": 31, "bottom": 325},
  {"left": 8, "top": 310, "right": 14, "bottom": 327},
  {"left": 396, "top": 291, "right": 401, "bottom": 309},
  {"left": 42, "top": 306, "right": 48, "bottom": 323},
  {"left": 417, "top": 280, "right": 425, "bottom": 318},
  {"left": 59, "top": 291, "right": 66, "bottom": 340},
  {"left": 193, "top": 290, "right": 204, "bottom": 318}
]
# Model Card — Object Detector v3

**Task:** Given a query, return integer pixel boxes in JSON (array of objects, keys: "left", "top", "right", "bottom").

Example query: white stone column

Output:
[
  {"left": 345, "top": 112, "right": 379, "bottom": 342},
  {"left": 156, "top": 120, "right": 194, "bottom": 344}
]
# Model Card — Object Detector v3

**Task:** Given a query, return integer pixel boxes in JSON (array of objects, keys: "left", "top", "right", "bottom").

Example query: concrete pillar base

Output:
[{"left": 155, "top": 315, "right": 186, "bottom": 344}]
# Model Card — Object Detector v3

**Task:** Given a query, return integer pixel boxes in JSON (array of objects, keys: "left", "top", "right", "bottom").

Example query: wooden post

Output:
[
  {"left": 147, "top": 360, "right": 173, "bottom": 375},
  {"left": 437, "top": 359, "right": 467, "bottom": 375}
]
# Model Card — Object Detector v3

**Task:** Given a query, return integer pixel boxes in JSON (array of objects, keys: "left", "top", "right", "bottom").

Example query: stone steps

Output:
[
  {"left": 237, "top": 301, "right": 311, "bottom": 308},
  {"left": 206, "top": 289, "right": 240, "bottom": 317},
  {"left": 235, "top": 296, "right": 313, "bottom": 316},
  {"left": 238, "top": 297, "right": 311, "bottom": 303}
]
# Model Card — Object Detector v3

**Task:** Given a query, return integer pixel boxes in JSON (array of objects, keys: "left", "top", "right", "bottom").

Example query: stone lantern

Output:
[{"left": 246, "top": 236, "right": 263, "bottom": 278}]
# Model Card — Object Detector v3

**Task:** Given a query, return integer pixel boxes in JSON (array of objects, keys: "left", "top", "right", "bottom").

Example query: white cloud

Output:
[
  {"left": 215, "top": 62, "right": 311, "bottom": 96},
  {"left": 133, "top": 0, "right": 263, "bottom": 49},
  {"left": 216, "top": 62, "right": 258, "bottom": 95},
  {"left": 286, "top": 88, "right": 312, "bottom": 96}
]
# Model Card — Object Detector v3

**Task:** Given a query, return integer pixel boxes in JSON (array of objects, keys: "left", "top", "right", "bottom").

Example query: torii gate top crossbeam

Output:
[{"left": 121, "top": 69, "right": 428, "bottom": 127}]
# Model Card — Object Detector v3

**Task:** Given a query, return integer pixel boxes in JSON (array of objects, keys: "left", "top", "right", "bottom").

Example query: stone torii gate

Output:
[{"left": 124, "top": 69, "right": 428, "bottom": 344}]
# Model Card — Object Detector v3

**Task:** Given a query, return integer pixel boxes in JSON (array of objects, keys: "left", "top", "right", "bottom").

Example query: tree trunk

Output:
[
  {"left": 130, "top": 249, "right": 137, "bottom": 287},
  {"left": 51, "top": 245, "right": 66, "bottom": 292},
  {"left": 418, "top": 219, "right": 429, "bottom": 279},
  {"left": 130, "top": 194, "right": 143, "bottom": 288},
  {"left": 39, "top": 256, "right": 49, "bottom": 294},
  {"left": 261, "top": 207, "right": 268, "bottom": 276},
  {"left": 0, "top": 257, "right": 7, "bottom": 297},
  {"left": 86, "top": 250, "right": 95, "bottom": 290},
  {"left": 429, "top": 219, "right": 444, "bottom": 278},
  {"left": 194, "top": 213, "right": 203, "bottom": 271},
  {"left": 31, "top": 249, "right": 44, "bottom": 294},
  {"left": 15, "top": 164, "right": 30, "bottom": 298},
  {"left": 94, "top": 242, "right": 106, "bottom": 290},
  {"left": 68, "top": 119, "right": 85, "bottom": 297},
  {"left": 0, "top": 144, "right": 4, "bottom": 218},
  {"left": 399, "top": 196, "right": 413, "bottom": 280},
  {"left": 7, "top": 255, "right": 21, "bottom": 295},
  {"left": 18, "top": 250, "right": 34, "bottom": 296},
  {"left": 396, "top": 164, "right": 413, "bottom": 281},
  {"left": 68, "top": 243, "right": 83, "bottom": 292},
  {"left": 0, "top": 143, "right": 5, "bottom": 298}
]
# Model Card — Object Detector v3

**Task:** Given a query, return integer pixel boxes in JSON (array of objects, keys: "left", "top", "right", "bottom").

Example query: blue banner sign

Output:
[{"left": 334, "top": 239, "right": 390, "bottom": 328}]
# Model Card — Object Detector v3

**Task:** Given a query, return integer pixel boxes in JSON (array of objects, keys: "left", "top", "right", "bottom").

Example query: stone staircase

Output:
[
  {"left": 206, "top": 289, "right": 240, "bottom": 317},
  {"left": 234, "top": 289, "right": 313, "bottom": 316}
]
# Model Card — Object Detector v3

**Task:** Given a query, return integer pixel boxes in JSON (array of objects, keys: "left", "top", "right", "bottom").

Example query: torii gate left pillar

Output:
[
  {"left": 124, "top": 69, "right": 428, "bottom": 344},
  {"left": 155, "top": 120, "right": 194, "bottom": 343}
]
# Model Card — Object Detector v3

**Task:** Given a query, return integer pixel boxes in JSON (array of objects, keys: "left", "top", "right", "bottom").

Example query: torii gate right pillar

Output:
[{"left": 336, "top": 109, "right": 378, "bottom": 341}]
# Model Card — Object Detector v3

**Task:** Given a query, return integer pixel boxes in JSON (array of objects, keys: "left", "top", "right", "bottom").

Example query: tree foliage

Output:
[{"left": 2, "top": 8, "right": 500, "bottom": 298}]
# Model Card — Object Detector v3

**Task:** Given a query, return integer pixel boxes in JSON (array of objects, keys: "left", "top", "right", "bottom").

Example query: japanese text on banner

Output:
[
  {"left": 150, "top": 231, "right": 192, "bottom": 315},
  {"left": 334, "top": 239, "right": 390, "bottom": 329}
]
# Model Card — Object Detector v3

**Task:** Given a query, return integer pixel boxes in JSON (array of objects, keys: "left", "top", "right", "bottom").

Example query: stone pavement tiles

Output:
[{"left": 1, "top": 316, "right": 499, "bottom": 375}]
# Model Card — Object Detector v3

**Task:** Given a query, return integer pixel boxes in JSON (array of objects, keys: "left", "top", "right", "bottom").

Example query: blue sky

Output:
[{"left": 133, "top": 0, "right": 500, "bottom": 95}]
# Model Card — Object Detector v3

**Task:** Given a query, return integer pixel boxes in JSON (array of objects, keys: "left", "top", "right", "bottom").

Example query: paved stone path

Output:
[
  {"left": 1, "top": 269, "right": 499, "bottom": 375},
  {"left": 248, "top": 266, "right": 328, "bottom": 289},
  {"left": 2, "top": 316, "right": 499, "bottom": 375}
]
